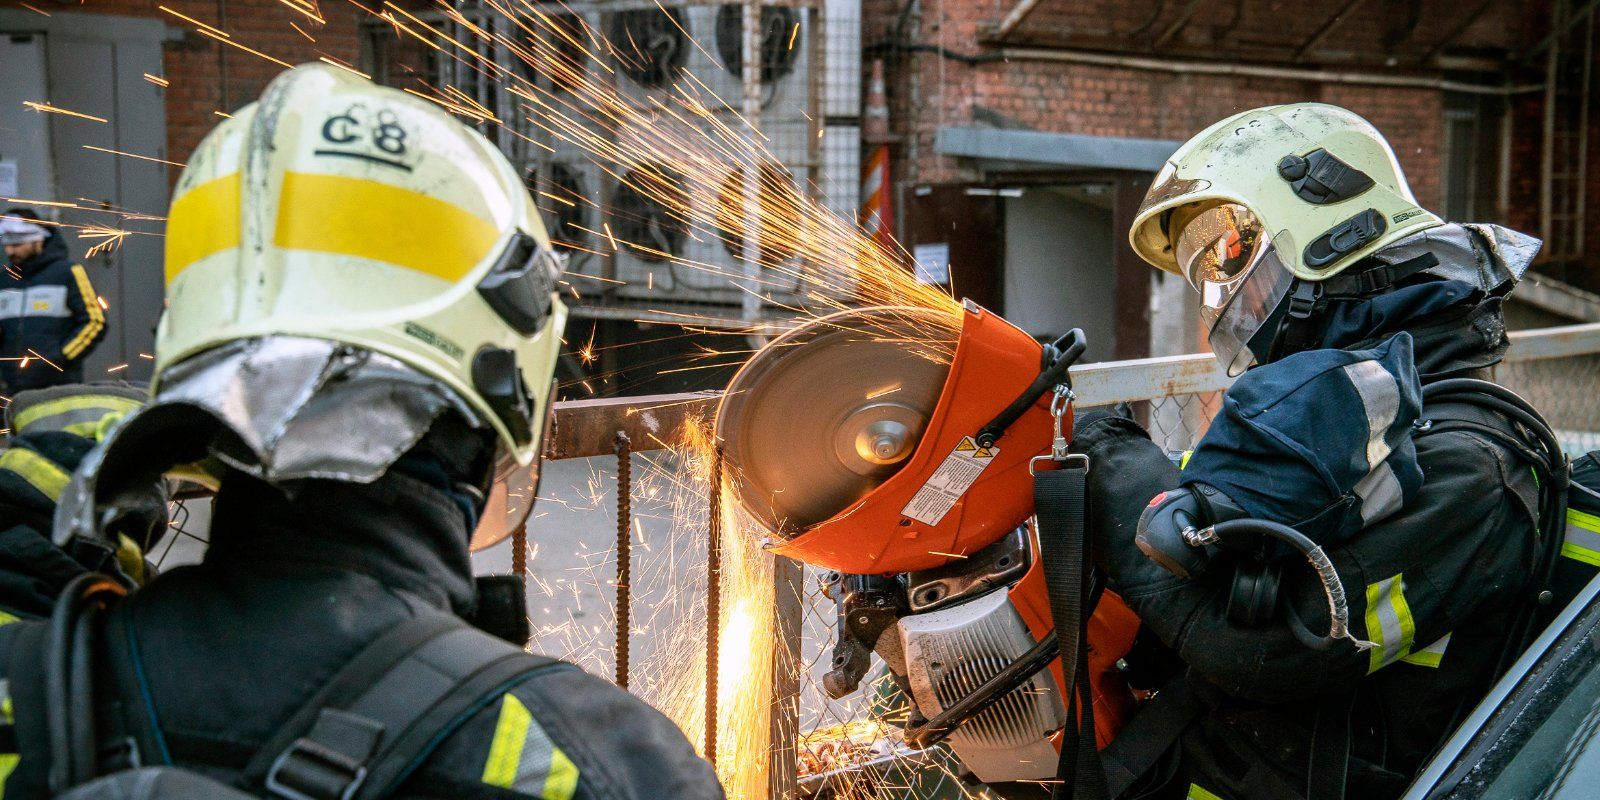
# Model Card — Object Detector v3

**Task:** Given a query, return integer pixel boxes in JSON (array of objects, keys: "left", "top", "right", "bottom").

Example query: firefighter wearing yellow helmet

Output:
[
  {"left": 1128, "top": 103, "right": 1534, "bottom": 375},
  {"left": 1064, "top": 103, "right": 1548, "bottom": 800},
  {"left": 0, "top": 65, "right": 724, "bottom": 799}
]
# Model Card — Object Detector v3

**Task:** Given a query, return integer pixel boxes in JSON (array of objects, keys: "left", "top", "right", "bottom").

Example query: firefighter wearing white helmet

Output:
[
  {"left": 1064, "top": 103, "right": 1548, "bottom": 800},
  {"left": 1128, "top": 103, "right": 1534, "bottom": 375},
  {"left": 0, "top": 65, "right": 724, "bottom": 800}
]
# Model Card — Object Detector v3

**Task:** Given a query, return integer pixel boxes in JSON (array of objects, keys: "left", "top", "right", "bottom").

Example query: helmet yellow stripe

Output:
[
  {"left": 273, "top": 171, "right": 499, "bottom": 282},
  {"left": 165, "top": 173, "right": 241, "bottom": 283}
]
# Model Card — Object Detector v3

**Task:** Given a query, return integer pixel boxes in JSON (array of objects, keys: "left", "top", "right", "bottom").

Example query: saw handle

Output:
[{"left": 976, "top": 329, "right": 1087, "bottom": 449}]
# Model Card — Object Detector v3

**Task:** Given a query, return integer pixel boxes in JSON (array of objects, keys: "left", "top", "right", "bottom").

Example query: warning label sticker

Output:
[{"left": 900, "top": 436, "right": 999, "bottom": 526}]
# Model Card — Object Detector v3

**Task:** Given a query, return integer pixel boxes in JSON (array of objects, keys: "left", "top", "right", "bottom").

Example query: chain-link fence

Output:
[{"left": 144, "top": 323, "right": 1600, "bottom": 799}]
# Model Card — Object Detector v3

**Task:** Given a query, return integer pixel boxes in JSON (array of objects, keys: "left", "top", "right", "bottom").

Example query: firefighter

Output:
[
  {"left": 0, "top": 384, "right": 151, "bottom": 622},
  {"left": 0, "top": 65, "right": 723, "bottom": 799},
  {"left": 0, "top": 211, "right": 107, "bottom": 391},
  {"left": 1076, "top": 103, "right": 1543, "bottom": 799}
]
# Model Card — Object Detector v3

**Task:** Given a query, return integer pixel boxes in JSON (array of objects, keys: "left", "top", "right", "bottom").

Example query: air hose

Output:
[{"left": 1187, "top": 519, "right": 1377, "bottom": 652}]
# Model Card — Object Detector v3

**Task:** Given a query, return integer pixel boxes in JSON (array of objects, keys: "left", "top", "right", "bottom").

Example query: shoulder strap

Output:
[
  {"left": 245, "top": 611, "right": 557, "bottom": 800},
  {"left": 5, "top": 620, "right": 54, "bottom": 797}
]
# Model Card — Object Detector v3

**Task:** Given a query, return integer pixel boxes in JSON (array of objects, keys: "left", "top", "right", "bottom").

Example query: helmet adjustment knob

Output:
[{"left": 1277, "top": 154, "right": 1308, "bottom": 181}]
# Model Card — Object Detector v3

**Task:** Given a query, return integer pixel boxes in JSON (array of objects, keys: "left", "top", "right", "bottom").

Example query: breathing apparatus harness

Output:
[{"left": 1270, "top": 250, "right": 1441, "bottom": 362}]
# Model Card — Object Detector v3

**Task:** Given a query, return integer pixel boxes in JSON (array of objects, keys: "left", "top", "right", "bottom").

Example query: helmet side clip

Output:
[{"left": 1277, "top": 148, "right": 1376, "bottom": 205}]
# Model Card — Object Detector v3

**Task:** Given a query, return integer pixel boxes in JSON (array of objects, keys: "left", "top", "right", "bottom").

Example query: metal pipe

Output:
[
  {"left": 993, "top": 0, "right": 1045, "bottom": 41},
  {"left": 741, "top": 0, "right": 767, "bottom": 349},
  {"left": 1541, "top": 3, "right": 1560, "bottom": 250},
  {"left": 995, "top": 46, "right": 1544, "bottom": 95},
  {"left": 1524, "top": 0, "right": 1600, "bottom": 63}
]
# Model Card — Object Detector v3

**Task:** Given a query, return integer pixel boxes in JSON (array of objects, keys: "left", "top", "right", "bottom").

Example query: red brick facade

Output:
[{"left": 860, "top": 0, "right": 1597, "bottom": 286}]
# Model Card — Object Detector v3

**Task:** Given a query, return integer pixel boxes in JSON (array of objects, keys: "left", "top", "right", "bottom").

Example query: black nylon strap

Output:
[
  {"left": 1320, "top": 253, "right": 1440, "bottom": 297},
  {"left": 1306, "top": 691, "right": 1355, "bottom": 800},
  {"left": 241, "top": 613, "right": 461, "bottom": 787},
  {"left": 1099, "top": 678, "right": 1203, "bottom": 798},
  {"left": 1035, "top": 462, "right": 1109, "bottom": 800},
  {"left": 352, "top": 627, "right": 556, "bottom": 796},
  {"left": 250, "top": 612, "right": 559, "bottom": 800}
]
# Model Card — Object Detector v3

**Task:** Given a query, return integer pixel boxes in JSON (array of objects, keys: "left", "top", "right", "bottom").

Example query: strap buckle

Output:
[
  {"left": 1030, "top": 385, "right": 1085, "bottom": 476},
  {"left": 265, "top": 709, "right": 380, "bottom": 800}
]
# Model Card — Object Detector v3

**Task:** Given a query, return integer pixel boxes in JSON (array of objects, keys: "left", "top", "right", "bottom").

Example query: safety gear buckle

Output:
[
  {"left": 264, "top": 710, "right": 378, "bottom": 800},
  {"left": 1286, "top": 281, "right": 1321, "bottom": 321},
  {"left": 1029, "top": 385, "right": 1084, "bottom": 476}
]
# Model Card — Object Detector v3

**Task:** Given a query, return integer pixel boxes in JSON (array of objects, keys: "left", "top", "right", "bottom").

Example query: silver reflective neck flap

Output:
[{"left": 1364, "top": 222, "right": 1539, "bottom": 293}]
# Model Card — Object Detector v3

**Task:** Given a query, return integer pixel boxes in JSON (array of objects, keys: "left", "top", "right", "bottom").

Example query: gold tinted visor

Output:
[{"left": 1173, "top": 203, "right": 1269, "bottom": 313}]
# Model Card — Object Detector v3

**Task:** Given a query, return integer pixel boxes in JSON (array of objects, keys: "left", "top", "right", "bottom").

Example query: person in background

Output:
[{"left": 0, "top": 209, "right": 106, "bottom": 392}]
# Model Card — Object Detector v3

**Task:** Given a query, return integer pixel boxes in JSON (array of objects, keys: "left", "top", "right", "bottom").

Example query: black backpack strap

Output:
[
  {"left": 1100, "top": 677, "right": 1203, "bottom": 798},
  {"left": 5, "top": 619, "right": 53, "bottom": 797},
  {"left": 243, "top": 611, "right": 555, "bottom": 800},
  {"left": 100, "top": 602, "right": 167, "bottom": 770}
]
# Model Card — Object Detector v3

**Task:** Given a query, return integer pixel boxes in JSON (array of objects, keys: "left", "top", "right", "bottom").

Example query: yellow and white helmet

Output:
[
  {"left": 1130, "top": 102, "right": 1443, "bottom": 282},
  {"left": 161, "top": 63, "right": 566, "bottom": 464},
  {"left": 1128, "top": 103, "right": 1445, "bottom": 374},
  {"left": 57, "top": 64, "right": 566, "bottom": 553}
]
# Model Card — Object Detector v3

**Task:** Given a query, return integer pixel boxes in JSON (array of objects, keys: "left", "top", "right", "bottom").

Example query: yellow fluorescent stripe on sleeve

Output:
[
  {"left": 1179, "top": 450, "right": 1194, "bottom": 470},
  {"left": 165, "top": 173, "right": 241, "bottom": 283},
  {"left": 482, "top": 694, "right": 533, "bottom": 789},
  {"left": 12, "top": 394, "right": 141, "bottom": 433},
  {"left": 274, "top": 172, "right": 499, "bottom": 283},
  {"left": 0, "top": 448, "right": 69, "bottom": 502},
  {"left": 543, "top": 748, "right": 578, "bottom": 800},
  {"left": 1563, "top": 509, "right": 1600, "bottom": 566},
  {"left": 0, "top": 752, "right": 18, "bottom": 793},
  {"left": 1401, "top": 633, "right": 1451, "bottom": 668},
  {"left": 62, "top": 265, "right": 104, "bottom": 360},
  {"left": 1187, "top": 784, "right": 1226, "bottom": 800}
]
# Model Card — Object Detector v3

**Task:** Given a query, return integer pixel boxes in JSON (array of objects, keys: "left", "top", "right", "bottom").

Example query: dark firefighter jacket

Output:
[
  {"left": 1074, "top": 280, "right": 1540, "bottom": 798},
  {"left": 0, "top": 229, "right": 105, "bottom": 391},
  {"left": 0, "top": 469, "right": 725, "bottom": 800}
]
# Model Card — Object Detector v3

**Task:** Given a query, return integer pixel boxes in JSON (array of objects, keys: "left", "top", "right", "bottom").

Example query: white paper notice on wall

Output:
[
  {"left": 0, "top": 161, "right": 17, "bottom": 198},
  {"left": 913, "top": 242, "right": 950, "bottom": 285}
]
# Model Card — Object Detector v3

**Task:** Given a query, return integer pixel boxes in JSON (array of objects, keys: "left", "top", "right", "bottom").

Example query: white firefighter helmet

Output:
[
  {"left": 1127, "top": 103, "right": 1444, "bottom": 374},
  {"left": 58, "top": 64, "right": 566, "bottom": 553},
  {"left": 1130, "top": 102, "right": 1442, "bottom": 282}
]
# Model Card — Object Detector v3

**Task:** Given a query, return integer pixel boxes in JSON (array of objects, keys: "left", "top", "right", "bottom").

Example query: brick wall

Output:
[{"left": 869, "top": 0, "right": 1478, "bottom": 210}]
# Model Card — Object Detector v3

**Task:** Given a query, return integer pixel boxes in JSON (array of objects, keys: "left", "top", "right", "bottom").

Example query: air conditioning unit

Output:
[{"left": 516, "top": 3, "right": 817, "bottom": 312}]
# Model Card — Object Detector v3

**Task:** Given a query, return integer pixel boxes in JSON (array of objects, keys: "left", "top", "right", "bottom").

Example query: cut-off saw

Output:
[{"left": 716, "top": 300, "right": 1140, "bottom": 785}]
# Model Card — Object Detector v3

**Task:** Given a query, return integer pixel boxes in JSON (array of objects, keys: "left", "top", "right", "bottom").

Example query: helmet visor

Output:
[{"left": 1202, "top": 242, "right": 1295, "bottom": 377}]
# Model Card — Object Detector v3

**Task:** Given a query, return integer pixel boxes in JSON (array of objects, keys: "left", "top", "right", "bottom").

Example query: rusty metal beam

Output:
[
  {"left": 1152, "top": 0, "right": 1208, "bottom": 50},
  {"left": 1293, "top": 0, "right": 1369, "bottom": 61},
  {"left": 547, "top": 392, "right": 719, "bottom": 459},
  {"left": 1420, "top": 0, "right": 1501, "bottom": 63}
]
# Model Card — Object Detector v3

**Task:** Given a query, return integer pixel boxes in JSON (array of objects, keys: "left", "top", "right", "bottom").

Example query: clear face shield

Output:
[{"left": 1172, "top": 204, "right": 1296, "bottom": 376}]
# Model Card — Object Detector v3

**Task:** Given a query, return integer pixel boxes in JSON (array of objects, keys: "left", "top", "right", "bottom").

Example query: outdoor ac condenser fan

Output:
[
  {"left": 715, "top": 161, "right": 802, "bottom": 264},
  {"left": 612, "top": 164, "right": 689, "bottom": 263},
  {"left": 525, "top": 163, "right": 590, "bottom": 251},
  {"left": 714, "top": 4, "right": 800, "bottom": 85},
  {"left": 609, "top": 8, "right": 689, "bottom": 89}
]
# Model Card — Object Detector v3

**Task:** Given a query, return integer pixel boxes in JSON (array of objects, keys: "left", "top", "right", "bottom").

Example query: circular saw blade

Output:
[{"left": 716, "top": 306, "right": 954, "bottom": 536}]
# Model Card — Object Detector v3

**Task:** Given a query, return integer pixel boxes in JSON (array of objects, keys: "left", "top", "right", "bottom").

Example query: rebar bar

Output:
[
  {"left": 705, "top": 443, "right": 724, "bottom": 763},
  {"left": 614, "top": 430, "right": 633, "bottom": 690}
]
